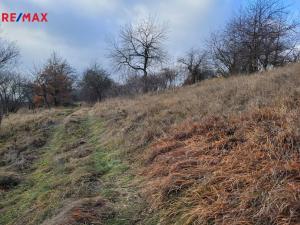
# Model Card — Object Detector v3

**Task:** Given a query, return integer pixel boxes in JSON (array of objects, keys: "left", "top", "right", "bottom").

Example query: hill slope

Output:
[{"left": 1, "top": 63, "right": 300, "bottom": 225}]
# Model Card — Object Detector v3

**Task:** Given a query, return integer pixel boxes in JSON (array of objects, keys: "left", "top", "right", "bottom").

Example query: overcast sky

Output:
[{"left": 1, "top": 0, "right": 299, "bottom": 79}]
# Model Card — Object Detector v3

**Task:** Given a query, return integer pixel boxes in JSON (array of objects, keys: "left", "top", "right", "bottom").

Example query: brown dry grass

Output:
[
  {"left": 92, "top": 63, "right": 300, "bottom": 157},
  {"left": 1, "top": 108, "right": 60, "bottom": 130},
  {"left": 89, "top": 63, "right": 300, "bottom": 224},
  {"left": 143, "top": 107, "right": 300, "bottom": 224},
  {"left": 41, "top": 197, "right": 112, "bottom": 225},
  {"left": 2, "top": 63, "right": 300, "bottom": 224}
]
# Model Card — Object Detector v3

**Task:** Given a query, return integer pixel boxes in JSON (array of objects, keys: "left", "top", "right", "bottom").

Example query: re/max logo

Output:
[{"left": 1, "top": 13, "right": 48, "bottom": 23}]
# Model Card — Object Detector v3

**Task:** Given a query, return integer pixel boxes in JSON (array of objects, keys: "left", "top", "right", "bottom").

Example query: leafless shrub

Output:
[
  {"left": 178, "top": 49, "right": 214, "bottom": 84},
  {"left": 0, "top": 71, "right": 27, "bottom": 115},
  {"left": 79, "top": 64, "right": 114, "bottom": 103}
]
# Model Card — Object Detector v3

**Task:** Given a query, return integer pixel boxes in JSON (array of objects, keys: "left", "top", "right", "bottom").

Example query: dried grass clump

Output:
[
  {"left": 41, "top": 197, "right": 112, "bottom": 225},
  {"left": 143, "top": 107, "right": 300, "bottom": 225}
]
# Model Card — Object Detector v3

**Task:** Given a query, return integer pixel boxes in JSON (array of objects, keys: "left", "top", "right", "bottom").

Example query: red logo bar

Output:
[{"left": 1, "top": 13, "right": 48, "bottom": 22}]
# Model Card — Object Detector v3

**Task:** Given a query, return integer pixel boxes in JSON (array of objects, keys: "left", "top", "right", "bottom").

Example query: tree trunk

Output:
[
  {"left": 143, "top": 70, "right": 148, "bottom": 93},
  {"left": 43, "top": 93, "right": 50, "bottom": 108},
  {"left": 0, "top": 106, "right": 3, "bottom": 128}
]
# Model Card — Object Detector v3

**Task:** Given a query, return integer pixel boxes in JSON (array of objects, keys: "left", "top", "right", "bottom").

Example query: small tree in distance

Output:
[
  {"left": 33, "top": 53, "right": 74, "bottom": 107},
  {"left": 0, "top": 39, "right": 19, "bottom": 128},
  {"left": 110, "top": 16, "right": 168, "bottom": 93},
  {"left": 178, "top": 49, "right": 212, "bottom": 84},
  {"left": 80, "top": 64, "right": 113, "bottom": 103}
]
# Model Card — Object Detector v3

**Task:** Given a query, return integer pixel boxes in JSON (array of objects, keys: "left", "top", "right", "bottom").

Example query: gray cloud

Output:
[{"left": 1, "top": 0, "right": 298, "bottom": 78}]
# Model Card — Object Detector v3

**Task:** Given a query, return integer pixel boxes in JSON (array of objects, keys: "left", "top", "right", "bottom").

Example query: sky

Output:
[{"left": 0, "top": 0, "right": 299, "bottom": 80}]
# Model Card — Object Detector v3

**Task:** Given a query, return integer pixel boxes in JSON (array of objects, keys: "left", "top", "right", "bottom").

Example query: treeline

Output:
[{"left": 0, "top": 0, "right": 299, "bottom": 125}]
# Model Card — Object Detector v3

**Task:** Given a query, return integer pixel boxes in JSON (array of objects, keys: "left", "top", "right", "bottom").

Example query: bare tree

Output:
[
  {"left": 110, "top": 17, "right": 168, "bottom": 93},
  {"left": 210, "top": 22, "right": 247, "bottom": 75},
  {"left": 178, "top": 49, "right": 212, "bottom": 84},
  {"left": 0, "top": 71, "right": 26, "bottom": 115},
  {"left": 210, "top": 0, "right": 299, "bottom": 75},
  {"left": 0, "top": 39, "right": 19, "bottom": 69},
  {"left": 0, "top": 39, "right": 19, "bottom": 127}
]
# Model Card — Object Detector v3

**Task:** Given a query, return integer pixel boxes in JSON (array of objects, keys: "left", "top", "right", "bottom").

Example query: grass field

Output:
[{"left": 1, "top": 63, "right": 300, "bottom": 225}]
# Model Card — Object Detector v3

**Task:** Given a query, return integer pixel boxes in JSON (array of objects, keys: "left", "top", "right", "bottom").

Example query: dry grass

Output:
[
  {"left": 0, "top": 108, "right": 75, "bottom": 173},
  {"left": 89, "top": 63, "right": 300, "bottom": 224},
  {"left": 0, "top": 107, "right": 105, "bottom": 225},
  {"left": 92, "top": 63, "right": 300, "bottom": 158},
  {"left": 0, "top": 106, "right": 140, "bottom": 225},
  {"left": 1, "top": 63, "right": 300, "bottom": 224},
  {"left": 41, "top": 197, "right": 112, "bottom": 225},
  {"left": 1, "top": 108, "right": 60, "bottom": 130},
  {"left": 143, "top": 107, "right": 300, "bottom": 225}
]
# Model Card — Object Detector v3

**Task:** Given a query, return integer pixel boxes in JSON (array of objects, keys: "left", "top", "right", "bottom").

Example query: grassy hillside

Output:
[{"left": 1, "top": 63, "right": 300, "bottom": 225}]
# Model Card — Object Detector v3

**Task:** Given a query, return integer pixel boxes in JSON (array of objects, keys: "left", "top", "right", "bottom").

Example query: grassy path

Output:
[{"left": 1, "top": 108, "right": 154, "bottom": 225}]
